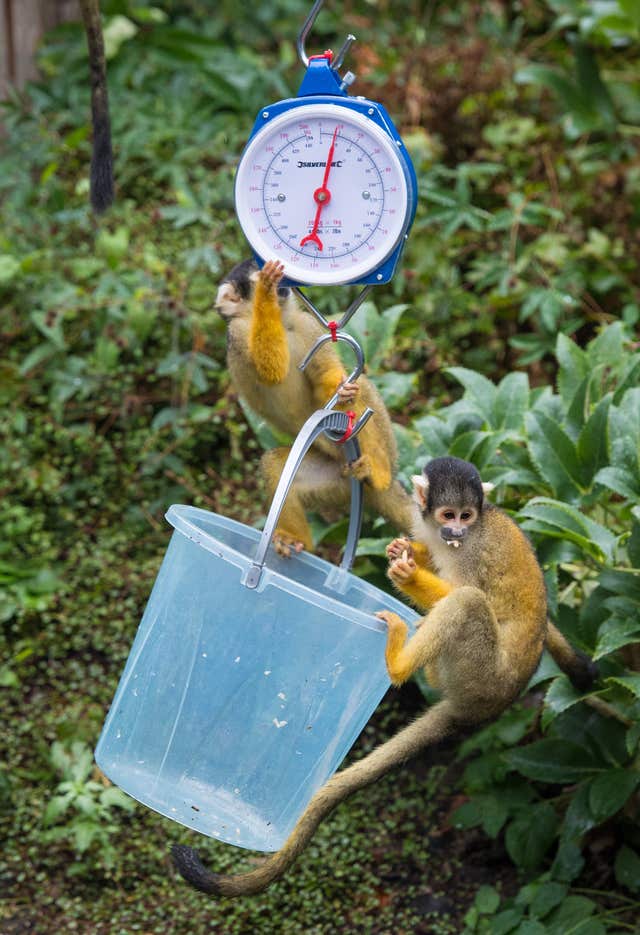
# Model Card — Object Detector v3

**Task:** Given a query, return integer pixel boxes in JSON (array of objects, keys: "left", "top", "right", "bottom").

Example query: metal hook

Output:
[
  {"left": 298, "top": 330, "right": 372, "bottom": 415},
  {"left": 293, "top": 284, "right": 373, "bottom": 331},
  {"left": 297, "top": 0, "right": 356, "bottom": 70}
]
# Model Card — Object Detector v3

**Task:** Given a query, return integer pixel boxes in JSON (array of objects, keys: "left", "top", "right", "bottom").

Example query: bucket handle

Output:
[{"left": 245, "top": 406, "right": 373, "bottom": 590}]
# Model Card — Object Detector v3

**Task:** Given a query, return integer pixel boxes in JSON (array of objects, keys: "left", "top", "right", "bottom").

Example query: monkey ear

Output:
[
  {"left": 411, "top": 474, "right": 429, "bottom": 509},
  {"left": 481, "top": 482, "right": 495, "bottom": 496}
]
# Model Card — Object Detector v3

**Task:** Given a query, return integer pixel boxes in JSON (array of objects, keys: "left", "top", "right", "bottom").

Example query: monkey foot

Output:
[
  {"left": 344, "top": 454, "right": 372, "bottom": 483},
  {"left": 273, "top": 529, "right": 306, "bottom": 558},
  {"left": 336, "top": 380, "right": 359, "bottom": 403}
]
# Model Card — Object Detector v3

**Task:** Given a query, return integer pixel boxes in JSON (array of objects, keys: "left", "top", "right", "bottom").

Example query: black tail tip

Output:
[
  {"left": 571, "top": 652, "right": 599, "bottom": 692},
  {"left": 171, "top": 844, "right": 221, "bottom": 895}
]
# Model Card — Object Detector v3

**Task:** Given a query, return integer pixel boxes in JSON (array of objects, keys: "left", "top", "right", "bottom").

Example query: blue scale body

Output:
[{"left": 236, "top": 56, "right": 417, "bottom": 286}]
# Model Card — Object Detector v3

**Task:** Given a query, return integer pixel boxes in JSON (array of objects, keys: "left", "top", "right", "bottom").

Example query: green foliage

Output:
[
  {"left": 2, "top": 0, "right": 640, "bottom": 931},
  {"left": 42, "top": 741, "right": 135, "bottom": 875},
  {"left": 416, "top": 326, "right": 640, "bottom": 916}
]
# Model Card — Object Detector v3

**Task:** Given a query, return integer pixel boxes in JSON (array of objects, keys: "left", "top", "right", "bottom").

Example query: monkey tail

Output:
[
  {"left": 171, "top": 699, "right": 458, "bottom": 898},
  {"left": 79, "top": 0, "right": 114, "bottom": 212},
  {"left": 546, "top": 620, "right": 598, "bottom": 691}
]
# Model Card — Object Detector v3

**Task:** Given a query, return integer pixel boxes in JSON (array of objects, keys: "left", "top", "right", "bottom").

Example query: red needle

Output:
[{"left": 300, "top": 126, "right": 339, "bottom": 251}]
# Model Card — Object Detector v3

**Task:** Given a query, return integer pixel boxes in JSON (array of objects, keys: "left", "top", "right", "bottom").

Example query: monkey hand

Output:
[
  {"left": 260, "top": 259, "right": 286, "bottom": 291},
  {"left": 387, "top": 552, "right": 417, "bottom": 586},
  {"left": 386, "top": 537, "right": 413, "bottom": 562},
  {"left": 375, "top": 610, "right": 407, "bottom": 632},
  {"left": 337, "top": 380, "right": 359, "bottom": 404},
  {"left": 273, "top": 528, "right": 305, "bottom": 558}
]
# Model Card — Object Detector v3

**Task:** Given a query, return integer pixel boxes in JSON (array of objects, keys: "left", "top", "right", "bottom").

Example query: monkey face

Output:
[
  {"left": 412, "top": 456, "right": 494, "bottom": 551},
  {"left": 433, "top": 504, "right": 478, "bottom": 548},
  {"left": 214, "top": 282, "right": 247, "bottom": 320}
]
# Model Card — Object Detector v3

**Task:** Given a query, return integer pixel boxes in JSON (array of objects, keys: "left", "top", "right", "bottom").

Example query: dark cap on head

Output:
[
  {"left": 423, "top": 456, "right": 484, "bottom": 513},
  {"left": 222, "top": 259, "right": 290, "bottom": 300}
]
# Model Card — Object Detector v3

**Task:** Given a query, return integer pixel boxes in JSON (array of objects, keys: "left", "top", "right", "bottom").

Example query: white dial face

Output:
[{"left": 235, "top": 103, "right": 410, "bottom": 285}]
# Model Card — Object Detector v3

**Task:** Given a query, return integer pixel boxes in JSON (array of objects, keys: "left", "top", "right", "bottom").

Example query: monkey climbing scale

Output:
[{"left": 95, "top": 0, "right": 419, "bottom": 853}]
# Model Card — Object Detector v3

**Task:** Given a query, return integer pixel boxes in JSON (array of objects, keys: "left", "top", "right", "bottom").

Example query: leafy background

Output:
[{"left": 1, "top": 0, "right": 640, "bottom": 932}]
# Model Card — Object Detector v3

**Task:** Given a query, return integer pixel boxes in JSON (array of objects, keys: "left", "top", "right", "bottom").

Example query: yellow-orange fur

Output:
[
  {"left": 217, "top": 259, "right": 414, "bottom": 551},
  {"left": 383, "top": 504, "right": 547, "bottom": 712}
]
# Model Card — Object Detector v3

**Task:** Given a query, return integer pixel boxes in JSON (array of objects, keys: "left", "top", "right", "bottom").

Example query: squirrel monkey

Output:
[
  {"left": 172, "top": 457, "right": 596, "bottom": 897},
  {"left": 215, "top": 258, "right": 416, "bottom": 554},
  {"left": 79, "top": 0, "right": 114, "bottom": 212}
]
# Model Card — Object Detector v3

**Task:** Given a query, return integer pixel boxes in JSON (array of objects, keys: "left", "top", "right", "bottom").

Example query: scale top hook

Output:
[{"left": 297, "top": 0, "right": 356, "bottom": 70}]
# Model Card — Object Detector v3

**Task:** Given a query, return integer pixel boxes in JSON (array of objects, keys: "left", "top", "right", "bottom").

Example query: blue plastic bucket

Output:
[{"left": 95, "top": 505, "right": 419, "bottom": 852}]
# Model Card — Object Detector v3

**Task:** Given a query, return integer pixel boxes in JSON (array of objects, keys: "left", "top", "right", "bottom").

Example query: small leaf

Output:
[
  {"left": 530, "top": 881, "right": 568, "bottom": 919},
  {"left": 552, "top": 838, "right": 585, "bottom": 882},
  {"left": 594, "top": 616, "right": 640, "bottom": 660},
  {"left": 490, "top": 908, "right": 525, "bottom": 934},
  {"left": 516, "top": 923, "right": 548, "bottom": 935},
  {"left": 546, "top": 895, "right": 597, "bottom": 935},
  {"left": 614, "top": 845, "right": 640, "bottom": 892},
  {"left": 606, "top": 675, "right": 640, "bottom": 698},
  {"left": 588, "top": 769, "right": 640, "bottom": 823},
  {"left": 505, "top": 802, "right": 558, "bottom": 872},
  {"left": 43, "top": 794, "right": 73, "bottom": 826},
  {"left": 542, "top": 676, "right": 588, "bottom": 728},
  {"left": 101, "top": 786, "right": 135, "bottom": 811},
  {"left": 475, "top": 884, "right": 500, "bottom": 914},
  {"left": 627, "top": 722, "right": 640, "bottom": 756}
]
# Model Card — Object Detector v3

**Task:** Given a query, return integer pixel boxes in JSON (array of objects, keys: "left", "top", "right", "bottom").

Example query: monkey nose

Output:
[{"left": 440, "top": 526, "right": 466, "bottom": 542}]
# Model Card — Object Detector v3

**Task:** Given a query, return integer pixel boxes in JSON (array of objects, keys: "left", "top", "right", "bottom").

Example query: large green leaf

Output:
[
  {"left": 519, "top": 497, "right": 617, "bottom": 563},
  {"left": 411, "top": 414, "right": 452, "bottom": 459},
  {"left": 506, "top": 738, "right": 600, "bottom": 783},
  {"left": 556, "top": 333, "right": 590, "bottom": 409},
  {"left": 594, "top": 615, "right": 640, "bottom": 660},
  {"left": 445, "top": 367, "right": 497, "bottom": 426},
  {"left": 494, "top": 371, "right": 530, "bottom": 431},
  {"left": 525, "top": 411, "right": 585, "bottom": 500},
  {"left": 344, "top": 302, "right": 409, "bottom": 371},
  {"left": 595, "top": 466, "right": 640, "bottom": 501},
  {"left": 576, "top": 394, "right": 611, "bottom": 484},
  {"left": 608, "top": 388, "right": 640, "bottom": 485}
]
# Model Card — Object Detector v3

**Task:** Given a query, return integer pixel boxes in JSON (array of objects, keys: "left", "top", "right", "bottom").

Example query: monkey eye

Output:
[
  {"left": 443, "top": 510, "right": 455, "bottom": 521},
  {"left": 461, "top": 511, "right": 473, "bottom": 521}
]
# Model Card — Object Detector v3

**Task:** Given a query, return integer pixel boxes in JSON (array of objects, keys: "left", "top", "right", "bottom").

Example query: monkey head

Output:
[
  {"left": 411, "top": 456, "right": 494, "bottom": 549},
  {"left": 215, "top": 259, "right": 291, "bottom": 320}
]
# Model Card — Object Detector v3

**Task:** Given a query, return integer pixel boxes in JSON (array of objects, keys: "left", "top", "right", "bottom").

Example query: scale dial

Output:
[{"left": 235, "top": 103, "right": 412, "bottom": 286}]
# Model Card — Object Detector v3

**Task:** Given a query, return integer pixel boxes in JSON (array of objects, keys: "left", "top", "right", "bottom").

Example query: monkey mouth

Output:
[{"left": 445, "top": 539, "right": 462, "bottom": 548}]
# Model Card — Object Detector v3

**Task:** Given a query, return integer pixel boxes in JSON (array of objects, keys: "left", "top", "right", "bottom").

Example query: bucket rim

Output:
[{"left": 165, "top": 504, "right": 419, "bottom": 634}]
